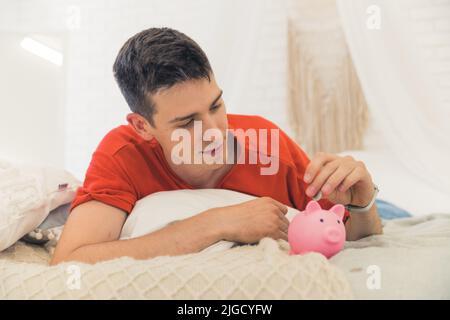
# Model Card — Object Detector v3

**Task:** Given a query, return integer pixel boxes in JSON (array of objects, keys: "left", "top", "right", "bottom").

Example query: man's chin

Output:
[
  {"left": 196, "top": 160, "right": 231, "bottom": 173},
  {"left": 204, "top": 161, "right": 227, "bottom": 169}
]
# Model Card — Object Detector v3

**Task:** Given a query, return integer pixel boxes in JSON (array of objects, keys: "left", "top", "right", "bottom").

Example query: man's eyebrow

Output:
[{"left": 168, "top": 90, "right": 223, "bottom": 124}]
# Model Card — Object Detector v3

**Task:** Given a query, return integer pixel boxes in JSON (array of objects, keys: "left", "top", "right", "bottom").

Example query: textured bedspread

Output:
[
  {"left": 0, "top": 238, "right": 353, "bottom": 299},
  {"left": 1, "top": 213, "right": 449, "bottom": 299},
  {"left": 331, "top": 213, "right": 450, "bottom": 299}
]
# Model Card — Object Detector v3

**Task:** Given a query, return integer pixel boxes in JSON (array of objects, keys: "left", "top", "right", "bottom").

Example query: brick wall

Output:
[
  {"left": 0, "top": 0, "right": 290, "bottom": 179},
  {"left": 1, "top": 0, "right": 448, "bottom": 181},
  {"left": 409, "top": 0, "right": 450, "bottom": 124}
]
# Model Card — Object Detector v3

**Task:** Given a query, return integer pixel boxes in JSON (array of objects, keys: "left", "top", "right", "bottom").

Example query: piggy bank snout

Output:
[{"left": 324, "top": 226, "right": 342, "bottom": 244}]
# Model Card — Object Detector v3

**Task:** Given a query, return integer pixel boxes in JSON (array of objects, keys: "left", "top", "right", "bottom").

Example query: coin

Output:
[{"left": 312, "top": 191, "right": 322, "bottom": 201}]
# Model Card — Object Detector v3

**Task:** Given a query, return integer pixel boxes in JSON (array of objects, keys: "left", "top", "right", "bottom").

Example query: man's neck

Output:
[{"left": 175, "top": 164, "right": 233, "bottom": 189}]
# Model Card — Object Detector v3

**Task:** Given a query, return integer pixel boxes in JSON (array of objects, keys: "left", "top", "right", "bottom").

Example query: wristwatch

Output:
[{"left": 344, "top": 184, "right": 379, "bottom": 213}]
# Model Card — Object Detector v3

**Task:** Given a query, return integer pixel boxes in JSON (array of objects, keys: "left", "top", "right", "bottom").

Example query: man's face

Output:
[{"left": 129, "top": 75, "right": 229, "bottom": 176}]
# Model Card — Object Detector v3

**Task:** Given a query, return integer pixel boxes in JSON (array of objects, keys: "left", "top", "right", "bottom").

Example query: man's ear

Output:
[{"left": 127, "top": 113, "right": 154, "bottom": 141}]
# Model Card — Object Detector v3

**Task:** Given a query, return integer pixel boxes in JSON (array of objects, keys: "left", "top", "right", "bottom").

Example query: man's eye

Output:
[
  {"left": 210, "top": 104, "right": 221, "bottom": 112},
  {"left": 180, "top": 119, "right": 194, "bottom": 128}
]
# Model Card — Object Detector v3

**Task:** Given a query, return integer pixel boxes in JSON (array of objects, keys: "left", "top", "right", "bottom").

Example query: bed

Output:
[
  {"left": 1, "top": 213, "right": 449, "bottom": 299},
  {"left": 1, "top": 151, "right": 450, "bottom": 300}
]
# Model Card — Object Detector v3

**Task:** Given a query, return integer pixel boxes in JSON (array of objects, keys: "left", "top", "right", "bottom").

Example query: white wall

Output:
[
  {"left": 63, "top": 0, "right": 290, "bottom": 180},
  {"left": 0, "top": 31, "right": 66, "bottom": 168},
  {"left": 0, "top": 0, "right": 290, "bottom": 180},
  {"left": 2, "top": 0, "right": 448, "bottom": 183}
]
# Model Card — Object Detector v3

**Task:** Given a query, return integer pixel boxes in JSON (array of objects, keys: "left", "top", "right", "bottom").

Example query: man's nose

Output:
[{"left": 201, "top": 115, "right": 217, "bottom": 132}]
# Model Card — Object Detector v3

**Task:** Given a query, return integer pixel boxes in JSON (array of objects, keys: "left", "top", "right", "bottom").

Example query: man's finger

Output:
[
  {"left": 269, "top": 198, "right": 288, "bottom": 214},
  {"left": 338, "top": 167, "right": 364, "bottom": 193},
  {"left": 281, "top": 230, "right": 288, "bottom": 241},
  {"left": 321, "top": 165, "right": 355, "bottom": 197},
  {"left": 274, "top": 230, "right": 288, "bottom": 242},
  {"left": 305, "top": 160, "right": 340, "bottom": 197},
  {"left": 304, "top": 152, "right": 337, "bottom": 183},
  {"left": 278, "top": 214, "right": 289, "bottom": 232}
]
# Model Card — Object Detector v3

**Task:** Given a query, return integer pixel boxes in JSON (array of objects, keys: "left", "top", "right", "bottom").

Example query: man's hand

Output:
[
  {"left": 303, "top": 152, "right": 375, "bottom": 207},
  {"left": 303, "top": 152, "right": 383, "bottom": 240},
  {"left": 213, "top": 197, "right": 290, "bottom": 244}
]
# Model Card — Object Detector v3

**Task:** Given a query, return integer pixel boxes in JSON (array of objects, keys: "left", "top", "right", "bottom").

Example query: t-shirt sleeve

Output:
[
  {"left": 69, "top": 150, "right": 137, "bottom": 214},
  {"left": 281, "top": 128, "right": 351, "bottom": 224}
]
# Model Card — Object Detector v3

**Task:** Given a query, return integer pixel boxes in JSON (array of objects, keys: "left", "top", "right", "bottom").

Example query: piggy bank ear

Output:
[
  {"left": 305, "top": 200, "right": 322, "bottom": 214},
  {"left": 330, "top": 204, "right": 345, "bottom": 220}
]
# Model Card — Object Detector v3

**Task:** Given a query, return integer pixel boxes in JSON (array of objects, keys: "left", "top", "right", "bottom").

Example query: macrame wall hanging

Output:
[{"left": 287, "top": 0, "right": 369, "bottom": 155}]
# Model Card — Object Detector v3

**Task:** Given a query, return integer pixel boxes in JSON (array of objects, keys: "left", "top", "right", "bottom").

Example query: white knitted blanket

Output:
[
  {"left": 4, "top": 214, "right": 449, "bottom": 299},
  {"left": 0, "top": 238, "right": 353, "bottom": 299}
]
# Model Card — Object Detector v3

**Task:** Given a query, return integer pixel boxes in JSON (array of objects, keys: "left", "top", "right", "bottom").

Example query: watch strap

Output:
[{"left": 344, "top": 184, "right": 379, "bottom": 213}]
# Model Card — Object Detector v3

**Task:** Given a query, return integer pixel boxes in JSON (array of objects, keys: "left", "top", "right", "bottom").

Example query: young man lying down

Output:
[{"left": 50, "top": 28, "right": 382, "bottom": 265}]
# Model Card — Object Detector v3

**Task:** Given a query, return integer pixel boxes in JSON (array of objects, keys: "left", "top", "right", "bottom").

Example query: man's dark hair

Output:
[{"left": 113, "top": 27, "right": 212, "bottom": 126}]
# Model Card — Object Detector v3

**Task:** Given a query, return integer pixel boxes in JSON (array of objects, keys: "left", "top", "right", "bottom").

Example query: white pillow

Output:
[
  {"left": 0, "top": 159, "right": 81, "bottom": 251},
  {"left": 120, "top": 189, "right": 300, "bottom": 253}
]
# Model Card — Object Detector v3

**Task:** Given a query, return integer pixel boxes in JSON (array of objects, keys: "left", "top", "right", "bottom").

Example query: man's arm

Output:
[
  {"left": 50, "top": 196, "right": 290, "bottom": 265},
  {"left": 344, "top": 203, "right": 383, "bottom": 241},
  {"left": 50, "top": 200, "right": 224, "bottom": 265}
]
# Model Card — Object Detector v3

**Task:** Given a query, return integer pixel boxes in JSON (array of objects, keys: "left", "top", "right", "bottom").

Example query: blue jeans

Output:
[{"left": 374, "top": 199, "right": 412, "bottom": 220}]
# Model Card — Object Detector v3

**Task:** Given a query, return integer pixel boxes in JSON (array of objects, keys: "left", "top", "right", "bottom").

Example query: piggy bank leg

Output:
[{"left": 289, "top": 249, "right": 295, "bottom": 255}]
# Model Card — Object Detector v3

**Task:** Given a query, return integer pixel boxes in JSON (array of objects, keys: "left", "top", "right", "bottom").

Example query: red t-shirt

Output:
[{"left": 70, "top": 114, "right": 350, "bottom": 222}]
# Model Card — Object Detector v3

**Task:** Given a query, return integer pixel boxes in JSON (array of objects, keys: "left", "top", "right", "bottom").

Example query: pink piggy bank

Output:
[{"left": 288, "top": 200, "right": 346, "bottom": 259}]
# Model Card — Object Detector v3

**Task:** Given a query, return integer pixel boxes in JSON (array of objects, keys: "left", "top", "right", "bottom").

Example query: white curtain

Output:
[
  {"left": 286, "top": 0, "right": 369, "bottom": 155},
  {"left": 337, "top": 0, "right": 450, "bottom": 196},
  {"left": 208, "top": 0, "right": 266, "bottom": 114}
]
